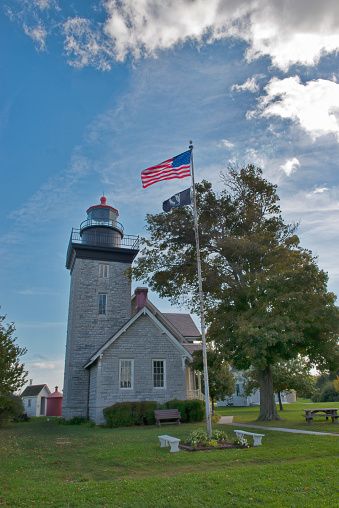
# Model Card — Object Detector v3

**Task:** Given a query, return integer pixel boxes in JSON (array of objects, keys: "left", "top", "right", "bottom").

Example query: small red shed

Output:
[{"left": 46, "top": 386, "right": 63, "bottom": 417}]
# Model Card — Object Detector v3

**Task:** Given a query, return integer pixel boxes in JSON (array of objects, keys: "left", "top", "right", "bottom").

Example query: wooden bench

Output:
[
  {"left": 234, "top": 430, "right": 265, "bottom": 446},
  {"left": 303, "top": 414, "right": 338, "bottom": 423},
  {"left": 302, "top": 408, "right": 338, "bottom": 424},
  {"left": 158, "top": 435, "right": 181, "bottom": 452},
  {"left": 154, "top": 409, "right": 181, "bottom": 427}
]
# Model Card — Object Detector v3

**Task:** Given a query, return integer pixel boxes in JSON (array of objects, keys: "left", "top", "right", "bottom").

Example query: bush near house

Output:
[
  {"left": 103, "top": 399, "right": 205, "bottom": 428},
  {"left": 103, "top": 401, "right": 158, "bottom": 428},
  {"left": 164, "top": 399, "right": 205, "bottom": 423}
]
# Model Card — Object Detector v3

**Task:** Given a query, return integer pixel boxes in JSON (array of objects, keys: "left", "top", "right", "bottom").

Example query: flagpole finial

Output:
[{"left": 189, "top": 140, "right": 193, "bottom": 150}]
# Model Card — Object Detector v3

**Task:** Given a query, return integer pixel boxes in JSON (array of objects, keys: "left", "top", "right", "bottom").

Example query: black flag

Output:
[{"left": 162, "top": 188, "right": 191, "bottom": 212}]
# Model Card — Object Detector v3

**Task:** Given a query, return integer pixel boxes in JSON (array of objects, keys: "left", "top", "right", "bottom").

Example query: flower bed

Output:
[
  {"left": 179, "top": 428, "right": 251, "bottom": 451},
  {"left": 179, "top": 441, "right": 245, "bottom": 451}
]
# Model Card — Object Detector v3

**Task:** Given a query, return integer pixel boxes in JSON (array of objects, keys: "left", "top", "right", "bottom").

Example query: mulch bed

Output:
[{"left": 179, "top": 441, "right": 247, "bottom": 452}]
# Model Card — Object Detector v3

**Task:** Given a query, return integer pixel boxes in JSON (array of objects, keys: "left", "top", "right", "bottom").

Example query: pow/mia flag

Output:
[{"left": 162, "top": 188, "right": 191, "bottom": 212}]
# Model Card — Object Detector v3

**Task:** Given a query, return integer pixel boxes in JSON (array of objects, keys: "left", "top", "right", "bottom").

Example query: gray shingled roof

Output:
[
  {"left": 162, "top": 313, "right": 201, "bottom": 340},
  {"left": 21, "top": 384, "right": 50, "bottom": 397},
  {"left": 182, "top": 343, "right": 202, "bottom": 355}
]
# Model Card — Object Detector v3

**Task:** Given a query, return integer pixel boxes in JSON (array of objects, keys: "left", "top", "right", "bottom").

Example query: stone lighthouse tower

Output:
[{"left": 62, "top": 196, "right": 139, "bottom": 420}]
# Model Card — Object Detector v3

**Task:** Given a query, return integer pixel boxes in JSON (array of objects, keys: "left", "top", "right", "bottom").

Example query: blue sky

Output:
[{"left": 1, "top": 0, "right": 339, "bottom": 391}]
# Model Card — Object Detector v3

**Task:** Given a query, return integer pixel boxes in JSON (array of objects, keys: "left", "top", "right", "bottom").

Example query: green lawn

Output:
[{"left": 1, "top": 402, "right": 338, "bottom": 507}]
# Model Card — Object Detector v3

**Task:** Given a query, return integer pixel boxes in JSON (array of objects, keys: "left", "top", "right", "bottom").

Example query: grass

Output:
[{"left": 0, "top": 402, "right": 338, "bottom": 507}]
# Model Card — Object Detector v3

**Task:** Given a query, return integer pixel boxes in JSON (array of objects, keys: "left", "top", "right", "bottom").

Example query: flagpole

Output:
[{"left": 189, "top": 141, "right": 212, "bottom": 437}]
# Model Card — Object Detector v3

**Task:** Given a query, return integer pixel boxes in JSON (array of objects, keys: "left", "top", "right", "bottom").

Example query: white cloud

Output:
[
  {"left": 280, "top": 157, "right": 300, "bottom": 176},
  {"left": 282, "top": 186, "right": 339, "bottom": 214},
  {"left": 253, "top": 76, "right": 339, "bottom": 140},
  {"left": 32, "top": 362, "right": 56, "bottom": 369},
  {"left": 62, "top": 17, "right": 113, "bottom": 70},
  {"left": 220, "top": 139, "right": 235, "bottom": 149},
  {"left": 242, "top": 3, "right": 339, "bottom": 71},
  {"left": 23, "top": 22, "right": 47, "bottom": 50},
  {"left": 312, "top": 187, "right": 329, "bottom": 194},
  {"left": 9, "top": 0, "right": 339, "bottom": 70},
  {"left": 231, "top": 76, "right": 260, "bottom": 93},
  {"left": 63, "top": 0, "right": 339, "bottom": 69}
]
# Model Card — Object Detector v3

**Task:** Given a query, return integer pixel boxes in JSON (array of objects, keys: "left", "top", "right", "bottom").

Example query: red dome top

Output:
[
  {"left": 47, "top": 386, "right": 63, "bottom": 399},
  {"left": 86, "top": 195, "right": 119, "bottom": 216}
]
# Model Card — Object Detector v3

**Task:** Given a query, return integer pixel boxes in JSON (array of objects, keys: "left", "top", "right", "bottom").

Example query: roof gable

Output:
[
  {"left": 21, "top": 384, "right": 50, "bottom": 397},
  {"left": 131, "top": 293, "right": 201, "bottom": 343},
  {"left": 84, "top": 307, "right": 193, "bottom": 368}
]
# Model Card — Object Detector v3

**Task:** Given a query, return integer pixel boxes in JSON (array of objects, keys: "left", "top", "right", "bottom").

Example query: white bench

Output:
[
  {"left": 234, "top": 430, "right": 265, "bottom": 446},
  {"left": 158, "top": 435, "right": 180, "bottom": 452}
]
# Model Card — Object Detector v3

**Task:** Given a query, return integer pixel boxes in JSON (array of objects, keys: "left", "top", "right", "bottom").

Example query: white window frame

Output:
[
  {"left": 98, "top": 293, "right": 107, "bottom": 315},
  {"left": 119, "top": 359, "right": 134, "bottom": 390},
  {"left": 99, "top": 263, "right": 109, "bottom": 278},
  {"left": 152, "top": 359, "right": 166, "bottom": 389}
]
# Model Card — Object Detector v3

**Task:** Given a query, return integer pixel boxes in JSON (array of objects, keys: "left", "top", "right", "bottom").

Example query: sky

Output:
[{"left": 1, "top": 0, "right": 339, "bottom": 392}]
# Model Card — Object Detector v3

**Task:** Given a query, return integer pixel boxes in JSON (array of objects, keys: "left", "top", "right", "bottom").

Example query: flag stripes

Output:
[{"left": 141, "top": 150, "right": 191, "bottom": 188}]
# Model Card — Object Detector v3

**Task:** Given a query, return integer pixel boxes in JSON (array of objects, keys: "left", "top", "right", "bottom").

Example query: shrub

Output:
[
  {"left": 81, "top": 420, "right": 96, "bottom": 428},
  {"left": 58, "top": 416, "right": 88, "bottom": 425},
  {"left": 320, "top": 382, "right": 339, "bottom": 402},
  {"left": 103, "top": 402, "right": 135, "bottom": 428},
  {"left": 185, "top": 399, "right": 205, "bottom": 422},
  {"left": 312, "top": 389, "right": 321, "bottom": 402},
  {"left": 0, "top": 394, "right": 24, "bottom": 425},
  {"left": 212, "top": 429, "right": 228, "bottom": 441},
  {"left": 187, "top": 428, "right": 229, "bottom": 447},
  {"left": 188, "top": 428, "right": 208, "bottom": 446},
  {"left": 163, "top": 399, "right": 188, "bottom": 421},
  {"left": 164, "top": 399, "right": 205, "bottom": 423},
  {"left": 103, "top": 401, "right": 158, "bottom": 428},
  {"left": 211, "top": 412, "right": 221, "bottom": 423}
]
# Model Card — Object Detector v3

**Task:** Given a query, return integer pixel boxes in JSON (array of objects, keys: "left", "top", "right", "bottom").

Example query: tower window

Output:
[
  {"left": 99, "top": 294, "right": 107, "bottom": 315},
  {"left": 99, "top": 264, "right": 109, "bottom": 278},
  {"left": 119, "top": 359, "right": 134, "bottom": 389},
  {"left": 153, "top": 360, "right": 165, "bottom": 388}
]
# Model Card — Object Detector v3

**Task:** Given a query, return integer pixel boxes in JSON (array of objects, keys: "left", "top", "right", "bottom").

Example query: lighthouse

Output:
[{"left": 62, "top": 196, "right": 139, "bottom": 420}]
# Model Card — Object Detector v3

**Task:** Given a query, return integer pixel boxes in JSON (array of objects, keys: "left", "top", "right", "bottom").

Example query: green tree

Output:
[
  {"left": 133, "top": 165, "right": 339, "bottom": 420},
  {"left": 191, "top": 349, "right": 235, "bottom": 415},
  {"left": 241, "top": 358, "right": 316, "bottom": 410},
  {"left": 334, "top": 376, "right": 339, "bottom": 393},
  {"left": 0, "top": 315, "right": 27, "bottom": 396},
  {"left": 0, "top": 394, "right": 24, "bottom": 425}
]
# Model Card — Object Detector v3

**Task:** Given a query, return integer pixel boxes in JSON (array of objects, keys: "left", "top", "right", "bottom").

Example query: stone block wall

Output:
[
  {"left": 89, "top": 313, "right": 188, "bottom": 425},
  {"left": 62, "top": 257, "right": 132, "bottom": 420}
]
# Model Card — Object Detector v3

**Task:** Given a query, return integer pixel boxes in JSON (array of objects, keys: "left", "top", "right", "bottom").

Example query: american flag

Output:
[{"left": 141, "top": 150, "right": 191, "bottom": 188}]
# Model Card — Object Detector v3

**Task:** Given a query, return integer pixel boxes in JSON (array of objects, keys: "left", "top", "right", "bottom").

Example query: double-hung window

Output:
[
  {"left": 153, "top": 359, "right": 165, "bottom": 388},
  {"left": 99, "top": 263, "right": 109, "bottom": 278},
  {"left": 99, "top": 294, "right": 107, "bottom": 315},
  {"left": 119, "top": 359, "right": 134, "bottom": 389}
]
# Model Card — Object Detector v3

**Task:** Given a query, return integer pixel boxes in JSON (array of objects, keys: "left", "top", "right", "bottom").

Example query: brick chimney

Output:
[{"left": 135, "top": 287, "right": 148, "bottom": 311}]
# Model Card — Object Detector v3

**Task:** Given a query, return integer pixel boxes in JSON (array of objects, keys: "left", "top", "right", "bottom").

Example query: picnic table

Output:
[{"left": 302, "top": 407, "right": 338, "bottom": 424}]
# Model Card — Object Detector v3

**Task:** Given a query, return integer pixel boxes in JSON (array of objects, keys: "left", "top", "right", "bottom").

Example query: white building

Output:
[{"left": 21, "top": 383, "right": 51, "bottom": 417}]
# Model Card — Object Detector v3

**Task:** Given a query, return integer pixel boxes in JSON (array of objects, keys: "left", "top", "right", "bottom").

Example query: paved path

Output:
[{"left": 218, "top": 418, "right": 339, "bottom": 436}]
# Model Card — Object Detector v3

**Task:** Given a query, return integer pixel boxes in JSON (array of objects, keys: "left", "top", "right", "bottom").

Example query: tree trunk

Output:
[
  {"left": 257, "top": 365, "right": 282, "bottom": 421},
  {"left": 278, "top": 392, "right": 283, "bottom": 411},
  {"left": 211, "top": 397, "right": 215, "bottom": 416}
]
